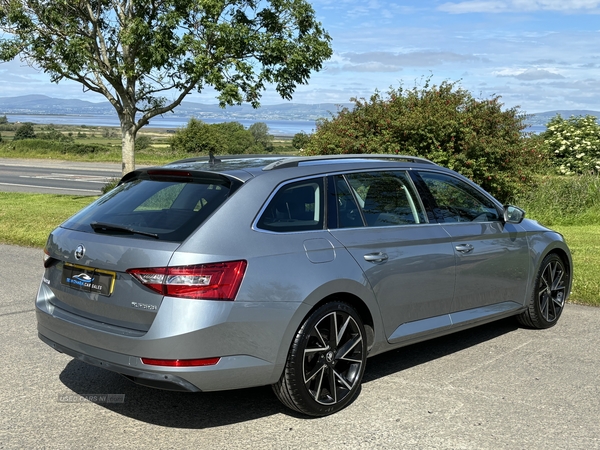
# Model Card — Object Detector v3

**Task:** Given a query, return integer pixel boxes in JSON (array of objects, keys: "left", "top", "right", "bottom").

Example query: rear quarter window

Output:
[{"left": 257, "top": 178, "right": 325, "bottom": 232}]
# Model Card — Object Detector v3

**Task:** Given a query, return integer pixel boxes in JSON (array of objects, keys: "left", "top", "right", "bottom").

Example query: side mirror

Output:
[{"left": 503, "top": 205, "right": 525, "bottom": 224}]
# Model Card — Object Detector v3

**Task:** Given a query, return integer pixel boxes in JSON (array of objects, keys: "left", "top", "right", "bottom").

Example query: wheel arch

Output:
[
  {"left": 270, "top": 279, "right": 384, "bottom": 384},
  {"left": 518, "top": 247, "right": 571, "bottom": 329},
  {"left": 527, "top": 230, "right": 573, "bottom": 302},
  {"left": 539, "top": 244, "right": 573, "bottom": 299},
  {"left": 307, "top": 292, "right": 376, "bottom": 352},
  {"left": 549, "top": 247, "right": 571, "bottom": 269}
]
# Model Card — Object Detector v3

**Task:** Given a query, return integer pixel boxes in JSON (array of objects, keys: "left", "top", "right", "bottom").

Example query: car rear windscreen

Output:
[{"left": 61, "top": 177, "right": 232, "bottom": 242}]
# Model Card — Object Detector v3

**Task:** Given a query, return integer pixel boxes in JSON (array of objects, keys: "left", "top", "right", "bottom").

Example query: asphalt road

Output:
[
  {"left": 1, "top": 243, "right": 599, "bottom": 449},
  {"left": 0, "top": 158, "right": 122, "bottom": 195}
]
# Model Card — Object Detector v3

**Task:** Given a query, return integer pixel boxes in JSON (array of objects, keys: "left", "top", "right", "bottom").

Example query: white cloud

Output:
[
  {"left": 342, "top": 63, "right": 403, "bottom": 73},
  {"left": 338, "top": 51, "right": 484, "bottom": 71},
  {"left": 438, "top": 1, "right": 508, "bottom": 13},
  {"left": 494, "top": 68, "right": 565, "bottom": 80},
  {"left": 438, "top": 0, "right": 600, "bottom": 13}
]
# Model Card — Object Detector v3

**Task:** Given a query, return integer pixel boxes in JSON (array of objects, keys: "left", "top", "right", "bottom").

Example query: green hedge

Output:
[{"left": 1, "top": 138, "right": 112, "bottom": 154}]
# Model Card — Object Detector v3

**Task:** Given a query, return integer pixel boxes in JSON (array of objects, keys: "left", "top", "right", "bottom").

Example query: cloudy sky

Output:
[{"left": 1, "top": 0, "right": 600, "bottom": 114}]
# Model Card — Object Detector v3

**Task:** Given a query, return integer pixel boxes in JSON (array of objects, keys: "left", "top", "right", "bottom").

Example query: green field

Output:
[{"left": 0, "top": 123, "right": 294, "bottom": 164}]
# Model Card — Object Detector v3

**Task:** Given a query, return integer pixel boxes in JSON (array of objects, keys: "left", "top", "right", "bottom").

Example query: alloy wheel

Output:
[
  {"left": 538, "top": 259, "right": 566, "bottom": 323},
  {"left": 302, "top": 310, "right": 364, "bottom": 405}
]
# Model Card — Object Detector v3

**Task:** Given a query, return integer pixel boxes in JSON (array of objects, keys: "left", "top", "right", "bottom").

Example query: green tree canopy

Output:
[
  {"left": 13, "top": 122, "right": 36, "bottom": 140},
  {"left": 171, "top": 118, "right": 265, "bottom": 155},
  {"left": 0, "top": 0, "right": 332, "bottom": 174},
  {"left": 292, "top": 131, "right": 311, "bottom": 150},
  {"left": 248, "top": 122, "right": 274, "bottom": 152},
  {"left": 305, "top": 80, "right": 544, "bottom": 201}
]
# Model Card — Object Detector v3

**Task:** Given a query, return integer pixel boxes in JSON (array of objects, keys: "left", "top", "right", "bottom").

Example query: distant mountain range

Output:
[
  {"left": 0, "top": 95, "right": 598, "bottom": 126},
  {"left": 0, "top": 95, "right": 351, "bottom": 122}
]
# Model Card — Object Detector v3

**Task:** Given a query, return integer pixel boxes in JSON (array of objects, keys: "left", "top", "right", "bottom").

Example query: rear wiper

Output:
[{"left": 90, "top": 222, "right": 159, "bottom": 239}]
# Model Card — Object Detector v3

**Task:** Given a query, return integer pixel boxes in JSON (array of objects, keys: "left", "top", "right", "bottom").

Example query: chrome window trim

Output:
[{"left": 253, "top": 167, "right": 438, "bottom": 234}]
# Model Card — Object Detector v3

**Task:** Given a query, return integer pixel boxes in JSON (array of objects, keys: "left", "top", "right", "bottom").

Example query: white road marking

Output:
[
  {"left": 19, "top": 173, "right": 110, "bottom": 184},
  {"left": 0, "top": 182, "right": 99, "bottom": 193}
]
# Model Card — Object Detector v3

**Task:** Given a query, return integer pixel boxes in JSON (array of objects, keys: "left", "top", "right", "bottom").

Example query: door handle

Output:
[
  {"left": 364, "top": 252, "right": 388, "bottom": 263},
  {"left": 455, "top": 244, "right": 474, "bottom": 254}
]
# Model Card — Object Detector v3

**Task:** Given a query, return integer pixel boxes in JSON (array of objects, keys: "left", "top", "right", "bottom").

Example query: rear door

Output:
[{"left": 327, "top": 171, "right": 457, "bottom": 343}]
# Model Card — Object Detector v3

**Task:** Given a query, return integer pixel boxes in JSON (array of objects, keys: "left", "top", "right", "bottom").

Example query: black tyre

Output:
[
  {"left": 273, "top": 301, "right": 367, "bottom": 416},
  {"left": 518, "top": 253, "right": 568, "bottom": 329}
]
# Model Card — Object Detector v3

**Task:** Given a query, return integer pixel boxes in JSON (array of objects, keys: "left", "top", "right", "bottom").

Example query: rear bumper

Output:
[
  {"left": 38, "top": 322, "right": 278, "bottom": 392},
  {"left": 39, "top": 331, "right": 199, "bottom": 392},
  {"left": 35, "top": 281, "right": 306, "bottom": 391}
]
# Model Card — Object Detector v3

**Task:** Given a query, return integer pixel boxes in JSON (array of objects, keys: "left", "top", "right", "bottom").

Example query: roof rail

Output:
[
  {"left": 262, "top": 154, "right": 437, "bottom": 170},
  {"left": 167, "top": 154, "right": 288, "bottom": 165}
]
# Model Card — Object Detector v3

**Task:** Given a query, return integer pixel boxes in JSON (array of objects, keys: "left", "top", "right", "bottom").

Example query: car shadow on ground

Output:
[
  {"left": 362, "top": 317, "right": 519, "bottom": 383},
  {"left": 58, "top": 317, "right": 519, "bottom": 427}
]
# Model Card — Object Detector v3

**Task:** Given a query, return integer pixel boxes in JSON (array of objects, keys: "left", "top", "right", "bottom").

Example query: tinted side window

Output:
[
  {"left": 343, "top": 171, "right": 426, "bottom": 227},
  {"left": 419, "top": 172, "right": 500, "bottom": 223},
  {"left": 257, "top": 179, "right": 324, "bottom": 232}
]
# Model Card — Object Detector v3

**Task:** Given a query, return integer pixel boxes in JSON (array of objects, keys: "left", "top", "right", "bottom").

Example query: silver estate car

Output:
[{"left": 36, "top": 154, "right": 572, "bottom": 416}]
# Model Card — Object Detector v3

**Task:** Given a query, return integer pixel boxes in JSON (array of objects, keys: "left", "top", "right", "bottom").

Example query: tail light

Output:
[
  {"left": 43, "top": 248, "right": 58, "bottom": 268},
  {"left": 127, "top": 260, "right": 247, "bottom": 300}
]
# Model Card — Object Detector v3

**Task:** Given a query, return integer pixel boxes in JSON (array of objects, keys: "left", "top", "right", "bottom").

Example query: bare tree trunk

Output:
[{"left": 120, "top": 119, "right": 136, "bottom": 175}]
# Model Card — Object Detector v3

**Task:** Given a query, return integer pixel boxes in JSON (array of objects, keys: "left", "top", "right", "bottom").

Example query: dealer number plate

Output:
[{"left": 61, "top": 263, "right": 115, "bottom": 297}]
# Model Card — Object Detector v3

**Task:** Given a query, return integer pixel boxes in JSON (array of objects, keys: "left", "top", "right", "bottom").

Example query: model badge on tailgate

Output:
[{"left": 131, "top": 302, "right": 157, "bottom": 311}]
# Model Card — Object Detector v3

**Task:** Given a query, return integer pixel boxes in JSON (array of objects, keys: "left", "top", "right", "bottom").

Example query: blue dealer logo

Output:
[
  {"left": 73, "top": 273, "right": 94, "bottom": 283},
  {"left": 66, "top": 273, "right": 100, "bottom": 290}
]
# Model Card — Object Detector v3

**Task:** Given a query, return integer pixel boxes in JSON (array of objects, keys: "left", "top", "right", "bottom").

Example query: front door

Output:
[
  {"left": 415, "top": 171, "right": 530, "bottom": 318},
  {"left": 327, "top": 172, "right": 457, "bottom": 343}
]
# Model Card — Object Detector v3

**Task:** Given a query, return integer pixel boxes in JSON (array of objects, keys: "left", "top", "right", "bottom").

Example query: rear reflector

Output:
[
  {"left": 141, "top": 357, "right": 220, "bottom": 367},
  {"left": 127, "top": 260, "right": 247, "bottom": 300}
]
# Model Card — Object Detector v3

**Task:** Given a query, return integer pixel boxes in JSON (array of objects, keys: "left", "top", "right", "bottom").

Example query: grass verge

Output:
[
  {"left": 514, "top": 174, "right": 600, "bottom": 306},
  {"left": 552, "top": 225, "right": 600, "bottom": 307},
  {"left": 0, "top": 192, "right": 95, "bottom": 247},
  {"left": 0, "top": 140, "right": 187, "bottom": 166},
  {"left": 0, "top": 191, "right": 598, "bottom": 306},
  {"left": 0, "top": 143, "right": 295, "bottom": 166},
  {"left": 514, "top": 174, "right": 600, "bottom": 226}
]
